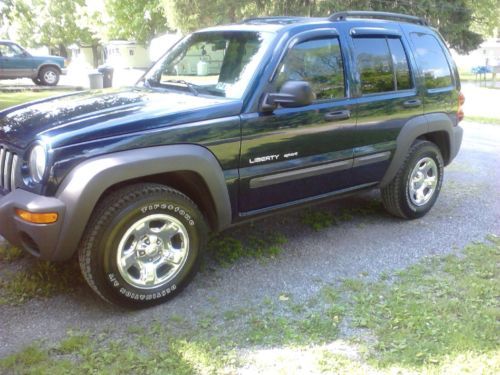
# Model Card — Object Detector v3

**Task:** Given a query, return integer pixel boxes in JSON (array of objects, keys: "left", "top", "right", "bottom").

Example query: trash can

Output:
[
  {"left": 88, "top": 72, "right": 103, "bottom": 89},
  {"left": 98, "top": 65, "right": 114, "bottom": 88}
]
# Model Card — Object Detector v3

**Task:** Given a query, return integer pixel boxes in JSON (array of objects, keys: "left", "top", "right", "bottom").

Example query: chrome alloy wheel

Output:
[
  {"left": 116, "top": 214, "right": 189, "bottom": 289},
  {"left": 43, "top": 70, "right": 58, "bottom": 85},
  {"left": 408, "top": 157, "right": 438, "bottom": 206}
]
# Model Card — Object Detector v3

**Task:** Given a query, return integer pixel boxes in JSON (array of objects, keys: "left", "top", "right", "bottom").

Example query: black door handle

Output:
[
  {"left": 403, "top": 99, "right": 422, "bottom": 108},
  {"left": 324, "top": 110, "right": 351, "bottom": 121}
]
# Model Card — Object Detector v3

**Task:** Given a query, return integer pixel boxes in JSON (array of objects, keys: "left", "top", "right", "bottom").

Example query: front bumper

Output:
[
  {"left": 61, "top": 68, "right": 68, "bottom": 75},
  {"left": 0, "top": 189, "right": 65, "bottom": 259}
]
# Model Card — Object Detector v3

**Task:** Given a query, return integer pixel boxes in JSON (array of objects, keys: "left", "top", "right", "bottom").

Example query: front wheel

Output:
[
  {"left": 78, "top": 183, "right": 208, "bottom": 308},
  {"left": 38, "top": 66, "right": 60, "bottom": 86},
  {"left": 381, "top": 140, "right": 444, "bottom": 219}
]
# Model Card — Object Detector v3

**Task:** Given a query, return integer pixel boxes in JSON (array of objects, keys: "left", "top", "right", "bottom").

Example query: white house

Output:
[{"left": 105, "top": 41, "right": 151, "bottom": 69}]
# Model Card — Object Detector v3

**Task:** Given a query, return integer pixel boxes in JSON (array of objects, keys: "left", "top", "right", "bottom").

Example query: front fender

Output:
[{"left": 52, "top": 144, "right": 232, "bottom": 260}]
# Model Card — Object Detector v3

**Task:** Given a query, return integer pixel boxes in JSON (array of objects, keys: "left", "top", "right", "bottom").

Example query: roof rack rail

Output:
[
  {"left": 328, "top": 11, "right": 428, "bottom": 26},
  {"left": 241, "top": 16, "right": 308, "bottom": 25}
]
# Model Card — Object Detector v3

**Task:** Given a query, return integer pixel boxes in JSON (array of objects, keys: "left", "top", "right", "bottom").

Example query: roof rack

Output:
[
  {"left": 242, "top": 16, "right": 309, "bottom": 25},
  {"left": 328, "top": 11, "right": 428, "bottom": 26}
]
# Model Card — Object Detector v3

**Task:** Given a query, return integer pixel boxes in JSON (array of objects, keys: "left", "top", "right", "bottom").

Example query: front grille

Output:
[{"left": 0, "top": 145, "right": 19, "bottom": 193}]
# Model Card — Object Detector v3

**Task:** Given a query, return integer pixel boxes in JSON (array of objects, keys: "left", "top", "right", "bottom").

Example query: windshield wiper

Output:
[{"left": 161, "top": 79, "right": 199, "bottom": 96}]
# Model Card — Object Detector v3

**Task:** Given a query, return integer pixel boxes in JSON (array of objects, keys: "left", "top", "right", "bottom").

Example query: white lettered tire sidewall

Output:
[{"left": 79, "top": 184, "right": 207, "bottom": 308}]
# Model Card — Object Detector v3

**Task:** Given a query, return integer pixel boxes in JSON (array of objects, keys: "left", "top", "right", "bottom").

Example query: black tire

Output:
[
  {"left": 38, "top": 66, "right": 60, "bottom": 86},
  {"left": 78, "top": 183, "right": 208, "bottom": 308},
  {"left": 32, "top": 77, "right": 42, "bottom": 86},
  {"left": 381, "top": 140, "right": 444, "bottom": 219}
]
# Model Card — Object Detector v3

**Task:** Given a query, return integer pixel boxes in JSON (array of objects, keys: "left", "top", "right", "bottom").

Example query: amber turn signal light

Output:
[
  {"left": 16, "top": 209, "right": 58, "bottom": 224},
  {"left": 457, "top": 92, "right": 465, "bottom": 123}
]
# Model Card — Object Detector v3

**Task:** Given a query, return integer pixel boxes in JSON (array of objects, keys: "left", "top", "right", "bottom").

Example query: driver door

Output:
[{"left": 239, "top": 35, "right": 357, "bottom": 213}]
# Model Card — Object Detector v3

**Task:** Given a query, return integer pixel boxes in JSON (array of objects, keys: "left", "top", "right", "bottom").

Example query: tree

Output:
[
  {"left": 7, "top": 0, "right": 105, "bottom": 66},
  {"left": 105, "top": 0, "right": 168, "bottom": 44},
  {"left": 467, "top": 0, "right": 500, "bottom": 37},
  {"left": 160, "top": 0, "right": 487, "bottom": 53}
]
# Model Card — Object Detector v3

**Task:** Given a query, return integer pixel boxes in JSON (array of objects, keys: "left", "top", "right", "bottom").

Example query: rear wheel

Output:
[
  {"left": 32, "top": 77, "right": 42, "bottom": 86},
  {"left": 381, "top": 140, "right": 444, "bottom": 219},
  {"left": 78, "top": 183, "right": 208, "bottom": 308}
]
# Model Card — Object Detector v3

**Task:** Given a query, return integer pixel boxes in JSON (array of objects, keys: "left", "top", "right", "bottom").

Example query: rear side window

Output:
[
  {"left": 410, "top": 33, "right": 452, "bottom": 89},
  {"left": 353, "top": 37, "right": 413, "bottom": 95},
  {"left": 277, "top": 37, "right": 345, "bottom": 100},
  {"left": 353, "top": 38, "right": 394, "bottom": 94},
  {"left": 387, "top": 38, "right": 412, "bottom": 90}
]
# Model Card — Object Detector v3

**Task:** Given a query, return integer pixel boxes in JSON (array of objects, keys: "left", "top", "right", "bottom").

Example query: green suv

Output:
[{"left": 0, "top": 40, "right": 67, "bottom": 86}]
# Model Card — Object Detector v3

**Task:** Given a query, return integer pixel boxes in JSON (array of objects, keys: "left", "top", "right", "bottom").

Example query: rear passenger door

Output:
[{"left": 349, "top": 30, "right": 423, "bottom": 186}]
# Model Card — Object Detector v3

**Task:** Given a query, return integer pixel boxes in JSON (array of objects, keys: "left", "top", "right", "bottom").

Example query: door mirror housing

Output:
[{"left": 261, "top": 80, "right": 314, "bottom": 112}]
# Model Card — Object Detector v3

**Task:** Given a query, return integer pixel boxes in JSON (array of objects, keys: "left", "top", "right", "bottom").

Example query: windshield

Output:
[{"left": 141, "top": 31, "right": 274, "bottom": 99}]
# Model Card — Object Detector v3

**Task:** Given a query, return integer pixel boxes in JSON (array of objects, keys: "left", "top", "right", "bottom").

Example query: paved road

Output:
[{"left": 0, "top": 121, "right": 499, "bottom": 358}]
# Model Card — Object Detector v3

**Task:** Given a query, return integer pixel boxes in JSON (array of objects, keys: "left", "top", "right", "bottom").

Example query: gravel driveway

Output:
[{"left": 1, "top": 121, "right": 499, "bottom": 359}]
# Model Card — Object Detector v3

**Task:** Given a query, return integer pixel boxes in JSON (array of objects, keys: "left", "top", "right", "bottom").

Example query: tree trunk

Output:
[
  {"left": 91, "top": 44, "right": 99, "bottom": 68},
  {"left": 59, "top": 44, "right": 68, "bottom": 58}
]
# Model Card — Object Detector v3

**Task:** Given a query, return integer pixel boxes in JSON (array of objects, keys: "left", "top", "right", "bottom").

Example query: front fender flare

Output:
[{"left": 52, "top": 144, "right": 232, "bottom": 260}]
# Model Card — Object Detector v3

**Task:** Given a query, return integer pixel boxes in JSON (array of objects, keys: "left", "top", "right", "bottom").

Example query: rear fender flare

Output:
[{"left": 380, "top": 113, "right": 454, "bottom": 187}]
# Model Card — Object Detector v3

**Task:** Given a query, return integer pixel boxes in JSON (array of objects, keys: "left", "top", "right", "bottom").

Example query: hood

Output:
[
  {"left": 33, "top": 55, "right": 64, "bottom": 61},
  {"left": 0, "top": 87, "right": 242, "bottom": 149}
]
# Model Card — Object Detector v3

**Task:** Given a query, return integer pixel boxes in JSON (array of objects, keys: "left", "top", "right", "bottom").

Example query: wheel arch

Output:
[
  {"left": 380, "top": 113, "right": 455, "bottom": 188},
  {"left": 36, "top": 63, "right": 62, "bottom": 76},
  {"left": 100, "top": 170, "right": 219, "bottom": 231},
  {"left": 52, "top": 144, "right": 232, "bottom": 261}
]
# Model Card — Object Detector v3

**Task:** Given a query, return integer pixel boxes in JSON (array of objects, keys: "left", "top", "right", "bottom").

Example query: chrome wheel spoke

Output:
[
  {"left": 121, "top": 250, "right": 138, "bottom": 270},
  {"left": 424, "top": 176, "right": 437, "bottom": 189},
  {"left": 157, "top": 223, "right": 180, "bottom": 244},
  {"left": 132, "top": 222, "right": 149, "bottom": 239},
  {"left": 164, "top": 249, "right": 184, "bottom": 265},
  {"left": 139, "top": 262, "right": 158, "bottom": 285}
]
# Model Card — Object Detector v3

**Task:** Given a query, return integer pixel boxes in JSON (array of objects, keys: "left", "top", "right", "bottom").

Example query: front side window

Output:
[
  {"left": 143, "top": 31, "right": 274, "bottom": 99},
  {"left": 276, "top": 37, "right": 345, "bottom": 100},
  {"left": 0, "top": 44, "right": 23, "bottom": 57},
  {"left": 410, "top": 33, "right": 452, "bottom": 89}
]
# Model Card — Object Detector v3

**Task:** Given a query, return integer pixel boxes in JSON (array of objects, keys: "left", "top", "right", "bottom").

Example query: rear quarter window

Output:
[{"left": 410, "top": 33, "right": 452, "bottom": 89}]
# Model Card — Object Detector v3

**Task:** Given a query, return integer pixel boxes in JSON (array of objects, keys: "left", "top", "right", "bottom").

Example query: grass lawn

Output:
[
  {"left": 1, "top": 235, "right": 498, "bottom": 374},
  {"left": 465, "top": 115, "right": 500, "bottom": 125},
  {"left": 0, "top": 91, "right": 71, "bottom": 111}
]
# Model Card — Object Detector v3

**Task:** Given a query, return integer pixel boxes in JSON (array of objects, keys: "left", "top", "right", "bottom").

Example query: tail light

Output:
[{"left": 457, "top": 91, "right": 465, "bottom": 123}]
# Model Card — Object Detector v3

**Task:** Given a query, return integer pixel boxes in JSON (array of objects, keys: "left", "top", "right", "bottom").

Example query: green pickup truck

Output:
[{"left": 0, "top": 40, "right": 67, "bottom": 86}]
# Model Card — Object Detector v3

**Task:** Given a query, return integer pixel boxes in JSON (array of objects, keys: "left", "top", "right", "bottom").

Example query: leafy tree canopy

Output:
[
  {"left": 105, "top": 0, "right": 169, "bottom": 44},
  {"left": 161, "top": 0, "right": 497, "bottom": 53}
]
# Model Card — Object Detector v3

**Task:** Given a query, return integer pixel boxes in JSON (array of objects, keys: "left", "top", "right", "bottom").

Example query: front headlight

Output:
[{"left": 29, "top": 144, "right": 47, "bottom": 183}]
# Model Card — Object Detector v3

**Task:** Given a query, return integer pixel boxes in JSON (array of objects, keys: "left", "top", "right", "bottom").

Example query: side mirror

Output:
[{"left": 261, "top": 80, "right": 314, "bottom": 112}]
